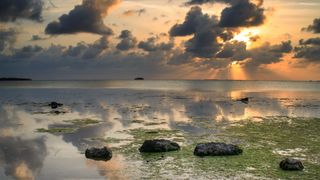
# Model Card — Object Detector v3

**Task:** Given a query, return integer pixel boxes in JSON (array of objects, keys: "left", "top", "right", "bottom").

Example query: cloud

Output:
[
  {"left": 295, "top": 38, "right": 320, "bottom": 62},
  {"left": 13, "top": 45, "right": 43, "bottom": 58},
  {"left": 116, "top": 30, "right": 137, "bottom": 51},
  {"left": 30, "top": 35, "right": 47, "bottom": 41},
  {"left": 219, "top": 0, "right": 265, "bottom": 27},
  {"left": 45, "top": 0, "right": 120, "bottom": 35},
  {"left": 138, "top": 37, "right": 174, "bottom": 52},
  {"left": 0, "top": 0, "right": 43, "bottom": 22},
  {"left": 169, "top": 6, "right": 233, "bottom": 58},
  {"left": 122, "top": 8, "right": 146, "bottom": 16},
  {"left": 66, "top": 35, "right": 109, "bottom": 59},
  {"left": 299, "top": 37, "right": 320, "bottom": 46},
  {"left": 215, "top": 41, "right": 249, "bottom": 60},
  {"left": 243, "top": 40, "right": 292, "bottom": 68},
  {"left": 186, "top": 0, "right": 238, "bottom": 5},
  {"left": 186, "top": 0, "right": 266, "bottom": 27},
  {"left": 302, "top": 18, "right": 320, "bottom": 34},
  {"left": 295, "top": 17, "right": 320, "bottom": 62},
  {"left": 0, "top": 28, "right": 18, "bottom": 52}
]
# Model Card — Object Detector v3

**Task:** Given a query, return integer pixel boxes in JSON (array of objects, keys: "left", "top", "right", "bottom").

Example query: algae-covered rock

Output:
[
  {"left": 85, "top": 147, "right": 112, "bottom": 161},
  {"left": 280, "top": 158, "right": 304, "bottom": 171},
  {"left": 194, "top": 142, "right": 242, "bottom": 157},
  {"left": 48, "top": 101, "right": 63, "bottom": 109},
  {"left": 139, "top": 139, "right": 180, "bottom": 153}
]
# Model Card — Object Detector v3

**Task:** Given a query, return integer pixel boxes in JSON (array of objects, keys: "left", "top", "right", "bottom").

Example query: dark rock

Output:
[
  {"left": 237, "top": 97, "right": 249, "bottom": 104},
  {"left": 139, "top": 139, "right": 180, "bottom": 153},
  {"left": 134, "top": 77, "right": 144, "bottom": 80},
  {"left": 48, "top": 102, "right": 63, "bottom": 109},
  {"left": 51, "top": 110, "right": 65, "bottom": 115},
  {"left": 85, "top": 147, "right": 112, "bottom": 161},
  {"left": 194, "top": 142, "right": 243, "bottom": 157},
  {"left": 280, "top": 158, "right": 304, "bottom": 171}
]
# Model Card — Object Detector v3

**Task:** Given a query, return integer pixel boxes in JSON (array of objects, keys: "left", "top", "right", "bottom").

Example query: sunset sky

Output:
[{"left": 0, "top": 0, "right": 319, "bottom": 80}]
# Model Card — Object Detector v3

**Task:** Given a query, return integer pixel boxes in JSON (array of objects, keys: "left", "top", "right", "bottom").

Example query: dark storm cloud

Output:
[
  {"left": 295, "top": 38, "right": 320, "bottom": 62},
  {"left": 270, "top": 40, "right": 292, "bottom": 53},
  {"left": 169, "top": 6, "right": 233, "bottom": 58},
  {"left": 186, "top": 0, "right": 240, "bottom": 5},
  {"left": 66, "top": 35, "right": 109, "bottom": 59},
  {"left": 186, "top": 0, "right": 266, "bottom": 27},
  {"left": 116, "top": 30, "right": 137, "bottom": 51},
  {"left": 1, "top": 35, "right": 109, "bottom": 59},
  {"left": 0, "top": 43, "right": 187, "bottom": 79},
  {"left": 243, "top": 41, "right": 293, "bottom": 68},
  {"left": 13, "top": 45, "right": 43, "bottom": 58},
  {"left": 45, "top": 0, "right": 119, "bottom": 35},
  {"left": 299, "top": 37, "right": 320, "bottom": 46},
  {"left": 0, "top": 0, "right": 43, "bottom": 22},
  {"left": 0, "top": 28, "right": 18, "bottom": 52},
  {"left": 302, "top": 18, "right": 320, "bottom": 34},
  {"left": 138, "top": 37, "right": 174, "bottom": 52},
  {"left": 219, "top": 1, "right": 265, "bottom": 27},
  {"left": 295, "top": 18, "right": 320, "bottom": 62},
  {"left": 170, "top": 6, "right": 209, "bottom": 36},
  {"left": 215, "top": 41, "right": 249, "bottom": 60}
]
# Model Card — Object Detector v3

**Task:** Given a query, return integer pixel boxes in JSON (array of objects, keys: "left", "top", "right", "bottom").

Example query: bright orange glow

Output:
[
  {"left": 232, "top": 29, "right": 260, "bottom": 48},
  {"left": 230, "top": 61, "right": 247, "bottom": 80}
]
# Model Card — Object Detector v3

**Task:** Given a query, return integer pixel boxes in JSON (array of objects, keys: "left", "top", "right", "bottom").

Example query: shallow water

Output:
[{"left": 0, "top": 80, "right": 319, "bottom": 179}]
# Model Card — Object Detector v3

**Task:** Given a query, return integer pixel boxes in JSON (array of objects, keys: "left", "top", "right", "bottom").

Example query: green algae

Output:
[
  {"left": 36, "top": 127, "right": 76, "bottom": 134},
  {"left": 143, "top": 122, "right": 167, "bottom": 126},
  {"left": 112, "top": 117, "right": 320, "bottom": 179},
  {"left": 63, "top": 118, "right": 100, "bottom": 126},
  {"left": 36, "top": 118, "right": 100, "bottom": 135}
]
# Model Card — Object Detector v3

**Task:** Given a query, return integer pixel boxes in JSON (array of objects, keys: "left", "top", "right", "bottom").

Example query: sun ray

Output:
[{"left": 230, "top": 61, "right": 248, "bottom": 80}]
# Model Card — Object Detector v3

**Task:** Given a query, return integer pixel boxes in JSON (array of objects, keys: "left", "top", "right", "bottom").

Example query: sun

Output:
[
  {"left": 231, "top": 61, "right": 239, "bottom": 66},
  {"left": 232, "top": 29, "right": 260, "bottom": 47}
]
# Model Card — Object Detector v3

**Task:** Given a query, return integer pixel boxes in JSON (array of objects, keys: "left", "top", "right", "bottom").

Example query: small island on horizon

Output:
[
  {"left": 134, "top": 77, "right": 144, "bottom": 80},
  {"left": 0, "top": 77, "right": 32, "bottom": 81}
]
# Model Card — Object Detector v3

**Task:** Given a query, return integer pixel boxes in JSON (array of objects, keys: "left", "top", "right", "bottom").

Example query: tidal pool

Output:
[{"left": 0, "top": 80, "right": 320, "bottom": 179}]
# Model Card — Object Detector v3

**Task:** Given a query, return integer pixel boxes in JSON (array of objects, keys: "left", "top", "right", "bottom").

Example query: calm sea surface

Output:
[{"left": 0, "top": 80, "right": 319, "bottom": 179}]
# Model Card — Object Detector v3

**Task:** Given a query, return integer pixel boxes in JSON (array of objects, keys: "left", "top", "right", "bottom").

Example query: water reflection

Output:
[
  {"left": 0, "top": 137, "right": 47, "bottom": 180},
  {"left": 0, "top": 106, "right": 48, "bottom": 180},
  {"left": 0, "top": 88, "right": 320, "bottom": 179}
]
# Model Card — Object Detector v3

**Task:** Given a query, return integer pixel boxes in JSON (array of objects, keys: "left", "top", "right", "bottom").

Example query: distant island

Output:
[
  {"left": 0, "top": 77, "right": 32, "bottom": 81},
  {"left": 134, "top": 77, "right": 144, "bottom": 80}
]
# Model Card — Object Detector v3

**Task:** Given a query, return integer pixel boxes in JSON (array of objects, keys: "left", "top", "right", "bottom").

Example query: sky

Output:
[{"left": 0, "top": 0, "right": 319, "bottom": 80}]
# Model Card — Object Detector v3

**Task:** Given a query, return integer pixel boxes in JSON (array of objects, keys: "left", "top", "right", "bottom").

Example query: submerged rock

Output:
[
  {"left": 194, "top": 142, "right": 243, "bottom": 157},
  {"left": 280, "top": 158, "right": 304, "bottom": 171},
  {"left": 139, "top": 139, "right": 180, "bottom": 153},
  {"left": 49, "top": 101, "right": 63, "bottom": 109},
  {"left": 85, "top": 147, "right": 112, "bottom": 161}
]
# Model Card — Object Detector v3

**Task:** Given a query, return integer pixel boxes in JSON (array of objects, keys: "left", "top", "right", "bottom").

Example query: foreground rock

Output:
[
  {"left": 139, "top": 139, "right": 180, "bottom": 152},
  {"left": 194, "top": 142, "right": 243, "bottom": 157},
  {"left": 48, "top": 102, "right": 63, "bottom": 109},
  {"left": 280, "top": 158, "right": 304, "bottom": 171},
  {"left": 85, "top": 147, "right": 112, "bottom": 161}
]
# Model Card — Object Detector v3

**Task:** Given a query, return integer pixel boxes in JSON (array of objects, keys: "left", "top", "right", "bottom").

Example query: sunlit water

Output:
[{"left": 0, "top": 80, "right": 319, "bottom": 179}]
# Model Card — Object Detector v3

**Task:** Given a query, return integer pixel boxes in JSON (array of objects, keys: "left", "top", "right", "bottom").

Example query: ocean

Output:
[{"left": 0, "top": 80, "right": 319, "bottom": 179}]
